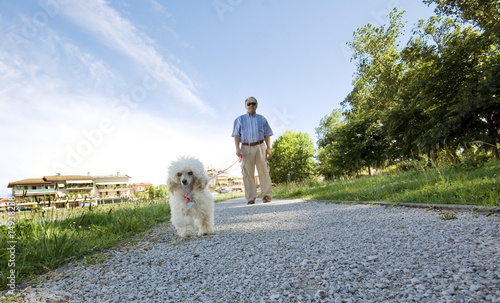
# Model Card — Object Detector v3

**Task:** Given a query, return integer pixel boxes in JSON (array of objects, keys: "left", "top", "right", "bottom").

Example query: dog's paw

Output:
[{"left": 197, "top": 229, "right": 214, "bottom": 237}]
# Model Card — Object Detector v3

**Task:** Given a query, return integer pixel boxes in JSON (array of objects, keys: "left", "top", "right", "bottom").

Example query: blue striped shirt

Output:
[{"left": 232, "top": 113, "right": 273, "bottom": 144}]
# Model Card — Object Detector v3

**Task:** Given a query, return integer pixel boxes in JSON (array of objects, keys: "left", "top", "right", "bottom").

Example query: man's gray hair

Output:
[{"left": 245, "top": 97, "right": 258, "bottom": 104}]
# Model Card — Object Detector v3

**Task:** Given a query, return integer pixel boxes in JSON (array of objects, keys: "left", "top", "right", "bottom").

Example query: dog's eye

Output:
[
  {"left": 177, "top": 173, "right": 182, "bottom": 177},
  {"left": 188, "top": 172, "right": 193, "bottom": 175}
]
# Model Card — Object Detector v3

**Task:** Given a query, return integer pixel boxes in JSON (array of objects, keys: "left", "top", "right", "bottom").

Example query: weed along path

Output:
[{"left": 15, "top": 198, "right": 500, "bottom": 302}]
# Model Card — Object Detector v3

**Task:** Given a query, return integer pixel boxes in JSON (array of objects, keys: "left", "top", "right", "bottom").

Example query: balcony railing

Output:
[
  {"left": 66, "top": 186, "right": 93, "bottom": 190},
  {"left": 13, "top": 189, "right": 57, "bottom": 195},
  {"left": 96, "top": 185, "right": 129, "bottom": 188}
]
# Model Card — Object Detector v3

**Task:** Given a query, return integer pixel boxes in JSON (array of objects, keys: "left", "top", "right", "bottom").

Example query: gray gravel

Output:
[{"left": 15, "top": 198, "right": 500, "bottom": 302}]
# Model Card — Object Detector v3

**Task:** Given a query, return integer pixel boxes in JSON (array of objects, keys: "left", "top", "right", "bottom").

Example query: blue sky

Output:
[{"left": 0, "top": 0, "right": 436, "bottom": 197}]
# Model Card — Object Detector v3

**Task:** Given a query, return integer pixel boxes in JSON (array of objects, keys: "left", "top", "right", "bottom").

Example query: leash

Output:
[
  {"left": 184, "top": 156, "right": 243, "bottom": 209},
  {"left": 208, "top": 155, "right": 242, "bottom": 181}
]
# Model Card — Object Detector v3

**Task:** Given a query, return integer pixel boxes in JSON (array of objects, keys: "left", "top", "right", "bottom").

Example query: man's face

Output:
[{"left": 246, "top": 99, "right": 257, "bottom": 115}]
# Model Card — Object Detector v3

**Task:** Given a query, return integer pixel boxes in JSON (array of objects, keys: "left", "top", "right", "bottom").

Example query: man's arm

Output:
[
  {"left": 264, "top": 135, "right": 272, "bottom": 159},
  {"left": 234, "top": 135, "right": 242, "bottom": 157}
]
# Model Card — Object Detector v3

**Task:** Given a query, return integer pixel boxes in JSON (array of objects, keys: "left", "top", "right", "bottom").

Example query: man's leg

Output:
[
  {"left": 241, "top": 145, "right": 257, "bottom": 203},
  {"left": 255, "top": 143, "right": 272, "bottom": 201}
]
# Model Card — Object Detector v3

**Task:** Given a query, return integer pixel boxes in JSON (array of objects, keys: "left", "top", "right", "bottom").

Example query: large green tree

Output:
[
  {"left": 423, "top": 0, "right": 500, "bottom": 41},
  {"left": 316, "top": 110, "right": 347, "bottom": 179},
  {"left": 346, "top": 8, "right": 406, "bottom": 117},
  {"left": 397, "top": 16, "right": 500, "bottom": 159},
  {"left": 341, "top": 6, "right": 500, "bottom": 167},
  {"left": 317, "top": 2, "right": 499, "bottom": 179},
  {"left": 269, "top": 131, "right": 316, "bottom": 183},
  {"left": 317, "top": 110, "right": 388, "bottom": 178},
  {"left": 341, "top": 8, "right": 405, "bottom": 167}
]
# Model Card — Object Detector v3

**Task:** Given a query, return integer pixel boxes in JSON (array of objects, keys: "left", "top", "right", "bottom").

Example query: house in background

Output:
[
  {"left": 0, "top": 198, "right": 11, "bottom": 211},
  {"left": 7, "top": 172, "right": 131, "bottom": 208},
  {"left": 93, "top": 173, "right": 131, "bottom": 203},
  {"left": 206, "top": 168, "right": 248, "bottom": 193},
  {"left": 131, "top": 182, "right": 153, "bottom": 199},
  {"left": 206, "top": 168, "right": 228, "bottom": 192},
  {"left": 229, "top": 177, "right": 244, "bottom": 192}
]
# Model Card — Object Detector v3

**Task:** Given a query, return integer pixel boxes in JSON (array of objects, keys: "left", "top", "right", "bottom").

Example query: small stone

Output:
[
  {"left": 316, "top": 289, "right": 328, "bottom": 299},
  {"left": 470, "top": 284, "right": 483, "bottom": 292},
  {"left": 281, "top": 282, "right": 291, "bottom": 290},
  {"left": 300, "top": 259, "right": 310, "bottom": 267}
]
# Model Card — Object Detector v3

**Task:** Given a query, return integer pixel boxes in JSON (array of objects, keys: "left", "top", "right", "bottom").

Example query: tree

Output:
[
  {"left": 157, "top": 184, "right": 168, "bottom": 198},
  {"left": 340, "top": 8, "right": 405, "bottom": 169},
  {"left": 346, "top": 8, "right": 406, "bottom": 116},
  {"left": 316, "top": 109, "right": 345, "bottom": 148},
  {"left": 423, "top": 0, "right": 500, "bottom": 41},
  {"left": 343, "top": 7, "right": 500, "bottom": 165},
  {"left": 317, "top": 111, "right": 388, "bottom": 178},
  {"left": 399, "top": 16, "right": 500, "bottom": 160},
  {"left": 269, "top": 131, "right": 316, "bottom": 183},
  {"left": 316, "top": 110, "right": 346, "bottom": 179},
  {"left": 146, "top": 185, "right": 157, "bottom": 199},
  {"left": 419, "top": 2, "right": 500, "bottom": 159}
]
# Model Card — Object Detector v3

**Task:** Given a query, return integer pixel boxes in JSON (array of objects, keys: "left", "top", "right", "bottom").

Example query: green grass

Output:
[
  {"left": 213, "top": 192, "right": 244, "bottom": 203},
  {"left": 273, "top": 160, "right": 499, "bottom": 207},
  {"left": 0, "top": 198, "right": 170, "bottom": 290}
]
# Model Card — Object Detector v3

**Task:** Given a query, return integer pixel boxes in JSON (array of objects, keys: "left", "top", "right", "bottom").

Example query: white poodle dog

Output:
[{"left": 167, "top": 156, "right": 214, "bottom": 237}]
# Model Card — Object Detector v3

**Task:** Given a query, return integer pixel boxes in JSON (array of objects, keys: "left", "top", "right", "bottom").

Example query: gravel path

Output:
[{"left": 16, "top": 198, "right": 500, "bottom": 302}]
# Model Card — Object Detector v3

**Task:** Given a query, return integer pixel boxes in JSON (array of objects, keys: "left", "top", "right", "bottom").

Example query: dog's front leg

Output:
[
  {"left": 196, "top": 208, "right": 214, "bottom": 236},
  {"left": 182, "top": 214, "right": 197, "bottom": 237},
  {"left": 172, "top": 213, "right": 196, "bottom": 237}
]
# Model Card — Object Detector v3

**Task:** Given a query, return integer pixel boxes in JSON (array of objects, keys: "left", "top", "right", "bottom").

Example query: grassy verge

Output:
[
  {"left": 213, "top": 192, "right": 244, "bottom": 203},
  {"left": 0, "top": 198, "right": 170, "bottom": 290},
  {"left": 273, "top": 161, "right": 499, "bottom": 207}
]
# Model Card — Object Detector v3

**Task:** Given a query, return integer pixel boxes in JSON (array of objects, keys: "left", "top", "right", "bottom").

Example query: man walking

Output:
[{"left": 232, "top": 97, "right": 273, "bottom": 204}]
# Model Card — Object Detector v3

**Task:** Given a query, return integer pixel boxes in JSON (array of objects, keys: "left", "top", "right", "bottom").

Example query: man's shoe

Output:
[
  {"left": 247, "top": 200, "right": 255, "bottom": 205},
  {"left": 262, "top": 196, "right": 271, "bottom": 203}
]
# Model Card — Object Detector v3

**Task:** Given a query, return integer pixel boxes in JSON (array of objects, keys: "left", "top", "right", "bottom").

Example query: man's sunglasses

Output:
[{"left": 246, "top": 102, "right": 257, "bottom": 106}]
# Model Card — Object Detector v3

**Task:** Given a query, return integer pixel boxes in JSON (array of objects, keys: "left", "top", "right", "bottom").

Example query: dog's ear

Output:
[
  {"left": 194, "top": 174, "right": 208, "bottom": 192},
  {"left": 167, "top": 176, "right": 180, "bottom": 194}
]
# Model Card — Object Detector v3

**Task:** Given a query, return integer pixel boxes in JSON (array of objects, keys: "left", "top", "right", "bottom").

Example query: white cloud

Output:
[
  {"left": 0, "top": 52, "right": 236, "bottom": 197},
  {"left": 57, "top": 0, "right": 213, "bottom": 114},
  {"left": 0, "top": 1, "right": 236, "bottom": 198},
  {"left": 150, "top": 0, "right": 173, "bottom": 20}
]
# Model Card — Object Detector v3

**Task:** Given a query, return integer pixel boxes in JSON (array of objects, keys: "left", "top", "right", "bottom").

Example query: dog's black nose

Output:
[{"left": 182, "top": 179, "right": 188, "bottom": 185}]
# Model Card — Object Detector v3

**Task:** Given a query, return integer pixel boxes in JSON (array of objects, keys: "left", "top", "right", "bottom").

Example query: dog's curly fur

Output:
[{"left": 167, "top": 156, "right": 214, "bottom": 237}]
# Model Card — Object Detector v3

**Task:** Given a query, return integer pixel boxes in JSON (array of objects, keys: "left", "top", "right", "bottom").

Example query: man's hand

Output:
[
  {"left": 236, "top": 147, "right": 243, "bottom": 158},
  {"left": 266, "top": 148, "right": 272, "bottom": 159}
]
